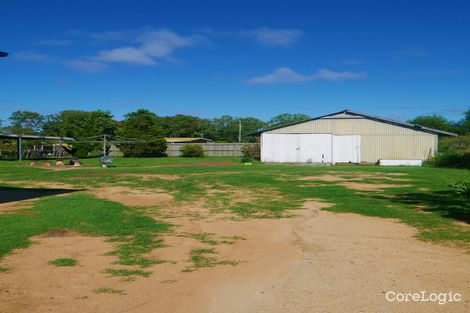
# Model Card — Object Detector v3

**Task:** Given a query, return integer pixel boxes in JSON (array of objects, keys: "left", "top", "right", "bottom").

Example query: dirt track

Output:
[{"left": 0, "top": 199, "right": 469, "bottom": 313}]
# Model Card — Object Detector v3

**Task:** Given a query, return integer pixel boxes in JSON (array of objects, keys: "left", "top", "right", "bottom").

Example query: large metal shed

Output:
[{"left": 255, "top": 110, "right": 457, "bottom": 164}]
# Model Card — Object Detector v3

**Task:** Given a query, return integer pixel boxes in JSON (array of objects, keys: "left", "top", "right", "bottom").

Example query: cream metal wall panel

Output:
[
  {"left": 267, "top": 117, "right": 430, "bottom": 136},
  {"left": 361, "top": 134, "right": 436, "bottom": 163},
  {"left": 265, "top": 116, "right": 438, "bottom": 163}
]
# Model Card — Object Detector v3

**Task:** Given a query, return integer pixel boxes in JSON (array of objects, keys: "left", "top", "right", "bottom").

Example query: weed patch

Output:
[
  {"left": 183, "top": 248, "right": 239, "bottom": 272},
  {"left": 103, "top": 268, "right": 152, "bottom": 281},
  {"left": 92, "top": 287, "right": 125, "bottom": 294},
  {"left": 49, "top": 258, "right": 78, "bottom": 267}
]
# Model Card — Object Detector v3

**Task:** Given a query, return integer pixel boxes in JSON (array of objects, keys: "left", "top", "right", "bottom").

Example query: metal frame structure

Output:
[{"left": 0, "top": 134, "right": 74, "bottom": 161}]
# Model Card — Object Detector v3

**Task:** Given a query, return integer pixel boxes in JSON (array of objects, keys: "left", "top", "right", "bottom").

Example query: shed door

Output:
[
  {"left": 261, "top": 133, "right": 332, "bottom": 163},
  {"left": 332, "top": 135, "right": 361, "bottom": 163}
]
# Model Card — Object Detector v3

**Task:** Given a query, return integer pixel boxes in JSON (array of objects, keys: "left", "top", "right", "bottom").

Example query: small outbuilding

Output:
[{"left": 255, "top": 109, "right": 456, "bottom": 164}]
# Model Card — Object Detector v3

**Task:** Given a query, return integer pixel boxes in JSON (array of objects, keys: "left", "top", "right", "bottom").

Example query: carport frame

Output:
[{"left": 0, "top": 134, "right": 74, "bottom": 160}]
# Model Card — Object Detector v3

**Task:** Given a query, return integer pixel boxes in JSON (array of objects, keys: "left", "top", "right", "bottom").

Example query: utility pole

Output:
[{"left": 238, "top": 120, "right": 242, "bottom": 143}]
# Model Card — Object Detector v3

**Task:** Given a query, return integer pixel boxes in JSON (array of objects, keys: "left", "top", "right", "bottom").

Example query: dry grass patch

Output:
[
  {"left": 339, "top": 182, "right": 410, "bottom": 191},
  {"left": 92, "top": 186, "right": 173, "bottom": 207}
]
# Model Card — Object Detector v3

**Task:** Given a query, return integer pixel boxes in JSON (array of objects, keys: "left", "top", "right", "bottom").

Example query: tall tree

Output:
[
  {"left": 458, "top": 108, "right": 470, "bottom": 134},
  {"left": 239, "top": 117, "right": 267, "bottom": 142},
  {"left": 118, "top": 109, "right": 166, "bottom": 157},
  {"left": 42, "top": 110, "right": 117, "bottom": 157},
  {"left": 208, "top": 115, "right": 239, "bottom": 142},
  {"left": 267, "top": 113, "right": 310, "bottom": 128},
  {"left": 8, "top": 111, "right": 44, "bottom": 134},
  {"left": 407, "top": 114, "right": 458, "bottom": 133},
  {"left": 158, "top": 114, "right": 211, "bottom": 138}
]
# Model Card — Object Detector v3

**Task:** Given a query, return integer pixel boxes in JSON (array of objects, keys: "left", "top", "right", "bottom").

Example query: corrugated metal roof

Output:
[
  {"left": 0, "top": 134, "right": 74, "bottom": 141},
  {"left": 252, "top": 109, "right": 458, "bottom": 136}
]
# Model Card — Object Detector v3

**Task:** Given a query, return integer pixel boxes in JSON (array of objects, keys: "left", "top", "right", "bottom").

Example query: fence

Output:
[{"left": 166, "top": 143, "right": 247, "bottom": 157}]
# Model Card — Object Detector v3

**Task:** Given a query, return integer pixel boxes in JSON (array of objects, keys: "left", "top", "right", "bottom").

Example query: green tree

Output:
[
  {"left": 42, "top": 110, "right": 117, "bottom": 157},
  {"left": 8, "top": 111, "right": 44, "bottom": 134},
  {"left": 267, "top": 113, "right": 310, "bottom": 128},
  {"left": 118, "top": 109, "right": 167, "bottom": 157},
  {"left": 458, "top": 108, "right": 470, "bottom": 134},
  {"left": 407, "top": 114, "right": 458, "bottom": 133},
  {"left": 158, "top": 114, "right": 211, "bottom": 138},
  {"left": 239, "top": 117, "right": 267, "bottom": 142},
  {"left": 206, "top": 116, "right": 267, "bottom": 142}
]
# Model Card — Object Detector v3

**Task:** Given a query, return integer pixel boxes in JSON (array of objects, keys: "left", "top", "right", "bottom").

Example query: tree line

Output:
[
  {"left": 2, "top": 107, "right": 469, "bottom": 159},
  {"left": 3, "top": 109, "right": 311, "bottom": 142},
  {"left": 1, "top": 109, "right": 310, "bottom": 157}
]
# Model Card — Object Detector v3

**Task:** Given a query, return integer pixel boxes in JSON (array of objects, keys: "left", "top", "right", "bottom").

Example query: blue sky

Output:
[{"left": 1, "top": 0, "right": 469, "bottom": 124}]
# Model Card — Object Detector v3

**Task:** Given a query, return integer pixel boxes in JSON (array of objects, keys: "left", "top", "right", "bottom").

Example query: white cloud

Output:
[
  {"left": 246, "top": 67, "right": 310, "bottom": 84},
  {"left": 64, "top": 60, "right": 108, "bottom": 73},
  {"left": 240, "top": 27, "right": 303, "bottom": 47},
  {"left": 312, "top": 68, "right": 367, "bottom": 81},
  {"left": 138, "top": 30, "right": 204, "bottom": 58},
  {"left": 91, "top": 29, "right": 206, "bottom": 66},
  {"left": 15, "top": 51, "right": 51, "bottom": 62},
  {"left": 246, "top": 67, "right": 367, "bottom": 85},
  {"left": 95, "top": 47, "right": 156, "bottom": 65}
]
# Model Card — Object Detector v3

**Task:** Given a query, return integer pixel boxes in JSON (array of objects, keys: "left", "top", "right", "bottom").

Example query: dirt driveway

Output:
[{"left": 0, "top": 197, "right": 469, "bottom": 313}]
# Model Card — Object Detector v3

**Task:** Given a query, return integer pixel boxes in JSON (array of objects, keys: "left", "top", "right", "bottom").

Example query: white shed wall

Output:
[{"left": 265, "top": 115, "right": 438, "bottom": 163}]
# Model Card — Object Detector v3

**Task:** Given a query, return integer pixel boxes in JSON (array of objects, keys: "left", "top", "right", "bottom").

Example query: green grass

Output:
[
  {"left": 183, "top": 248, "right": 239, "bottom": 272},
  {"left": 92, "top": 287, "right": 125, "bottom": 294},
  {"left": 49, "top": 258, "right": 78, "bottom": 267},
  {"left": 0, "top": 156, "right": 469, "bottom": 277},
  {"left": 180, "top": 232, "right": 244, "bottom": 245},
  {"left": 102, "top": 268, "right": 152, "bottom": 281},
  {"left": 0, "top": 193, "right": 170, "bottom": 268}
]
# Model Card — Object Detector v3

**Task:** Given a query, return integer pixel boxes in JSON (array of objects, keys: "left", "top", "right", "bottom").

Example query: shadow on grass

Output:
[
  {"left": 381, "top": 191, "right": 470, "bottom": 225},
  {"left": 0, "top": 187, "right": 79, "bottom": 204}
]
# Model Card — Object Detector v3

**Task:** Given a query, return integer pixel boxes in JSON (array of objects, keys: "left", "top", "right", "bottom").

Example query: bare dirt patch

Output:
[
  {"left": 296, "top": 174, "right": 348, "bottom": 182},
  {"left": 301, "top": 198, "right": 334, "bottom": 211},
  {"left": 1, "top": 196, "right": 469, "bottom": 313},
  {"left": 209, "top": 208, "right": 470, "bottom": 313},
  {"left": 92, "top": 186, "right": 173, "bottom": 207},
  {"left": 0, "top": 201, "right": 34, "bottom": 214},
  {"left": 339, "top": 181, "right": 410, "bottom": 191},
  {"left": 126, "top": 173, "right": 180, "bottom": 181},
  {"left": 0, "top": 180, "right": 75, "bottom": 190},
  {"left": 37, "top": 165, "right": 85, "bottom": 171},
  {"left": 163, "top": 161, "right": 236, "bottom": 168},
  {"left": 295, "top": 172, "right": 412, "bottom": 184}
]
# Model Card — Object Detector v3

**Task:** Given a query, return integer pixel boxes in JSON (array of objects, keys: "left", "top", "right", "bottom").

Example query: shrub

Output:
[
  {"left": 241, "top": 156, "right": 254, "bottom": 163},
  {"left": 71, "top": 142, "right": 94, "bottom": 158},
  {"left": 449, "top": 181, "right": 470, "bottom": 199},
  {"left": 120, "top": 138, "right": 167, "bottom": 157},
  {"left": 439, "top": 135, "right": 470, "bottom": 153},
  {"left": 180, "top": 144, "right": 205, "bottom": 157},
  {"left": 425, "top": 151, "right": 470, "bottom": 169},
  {"left": 241, "top": 143, "right": 260, "bottom": 160}
]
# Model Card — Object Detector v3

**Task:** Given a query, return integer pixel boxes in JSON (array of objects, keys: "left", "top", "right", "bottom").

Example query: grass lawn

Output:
[{"left": 0, "top": 157, "right": 469, "bottom": 275}]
